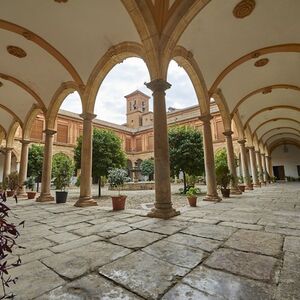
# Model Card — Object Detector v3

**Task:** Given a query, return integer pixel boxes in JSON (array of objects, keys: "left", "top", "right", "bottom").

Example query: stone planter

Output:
[
  {"left": 238, "top": 185, "right": 245, "bottom": 192},
  {"left": 187, "top": 196, "right": 197, "bottom": 207},
  {"left": 112, "top": 195, "right": 127, "bottom": 211},
  {"left": 221, "top": 188, "right": 230, "bottom": 198},
  {"left": 27, "top": 191, "right": 36, "bottom": 199}
]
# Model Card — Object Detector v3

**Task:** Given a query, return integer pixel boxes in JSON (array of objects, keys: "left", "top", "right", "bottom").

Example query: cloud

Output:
[{"left": 61, "top": 58, "right": 198, "bottom": 124}]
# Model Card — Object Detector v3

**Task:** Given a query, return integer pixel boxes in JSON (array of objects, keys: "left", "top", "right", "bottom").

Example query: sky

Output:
[{"left": 61, "top": 58, "right": 198, "bottom": 125}]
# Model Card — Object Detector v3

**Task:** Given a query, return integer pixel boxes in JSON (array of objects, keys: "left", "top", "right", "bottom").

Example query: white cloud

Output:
[{"left": 61, "top": 58, "right": 199, "bottom": 124}]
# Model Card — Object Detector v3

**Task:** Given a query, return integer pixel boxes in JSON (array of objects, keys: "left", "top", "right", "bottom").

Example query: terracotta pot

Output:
[
  {"left": 187, "top": 196, "right": 197, "bottom": 207},
  {"left": 6, "top": 190, "right": 14, "bottom": 197},
  {"left": 112, "top": 195, "right": 127, "bottom": 211},
  {"left": 238, "top": 185, "right": 245, "bottom": 192},
  {"left": 27, "top": 191, "right": 36, "bottom": 199},
  {"left": 221, "top": 188, "right": 230, "bottom": 198}
]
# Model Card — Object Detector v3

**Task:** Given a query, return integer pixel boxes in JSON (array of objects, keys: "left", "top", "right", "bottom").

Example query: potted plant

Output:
[
  {"left": 52, "top": 153, "right": 74, "bottom": 204},
  {"left": 216, "top": 165, "right": 232, "bottom": 198},
  {"left": 7, "top": 172, "right": 19, "bottom": 197},
  {"left": 238, "top": 176, "right": 245, "bottom": 192},
  {"left": 186, "top": 187, "right": 199, "bottom": 207},
  {"left": 24, "top": 176, "right": 36, "bottom": 199},
  {"left": 108, "top": 168, "right": 130, "bottom": 210}
]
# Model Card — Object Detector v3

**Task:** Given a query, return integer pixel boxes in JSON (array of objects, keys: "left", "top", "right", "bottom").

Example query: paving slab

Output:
[
  {"left": 284, "top": 236, "right": 300, "bottom": 253},
  {"left": 43, "top": 241, "right": 132, "bottom": 279},
  {"left": 50, "top": 221, "right": 91, "bottom": 233},
  {"left": 109, "top": 229, "right": 165, "bottom": 249},
  {"left": 45, "top": 231, "right": 81, "bottom": 244},
  {"left": 182, "top": 266, "right": 274, "bottom": 300},
  {"left": 50, "top": 235, "right": 101, "bottom": 253},
  {"left": 99, "top": 251, "right": 189, "bottom": 300},
  {"left": 204, "top": 248, "right": 278, "bottom": 282},
  {"left": 162, "top": 283, "right": 221, "bottom": 300},
  {"left": 37, "top": 274, "right": 142, "bottom": 299},
  {"left": 164, "top": 232, "right": 221, "bottom": 252},
  {"left": 219, "top": 221, "right": 263, "bottom": 231},
  {"left": 7, "top": 261, "right": 65, "bottom": 299},
  {"left": 224, "top": 229, "right": 283, "bottom": 256},
  {"left": 141, "top": 220, "right": 187, "bottom": 235},
  {"left": 181, "top": 223, "right": 236, "bottom": 240},
  {"left": 73, "top": 221, "right": 127, "bottom": 236},
  {"left": 143, "top": 239, "right": 207, "bottom": 268}
]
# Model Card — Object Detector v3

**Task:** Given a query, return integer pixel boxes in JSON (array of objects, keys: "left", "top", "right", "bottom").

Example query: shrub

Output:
[
  {"left": 8, "top": 172, "right": 19, "bottom": 191},
  {"left": 108, "top": 168, "right": 130, "bottom": 195},
  {"left": 52, "top": 153, "right": 74, "bottom": 191}
]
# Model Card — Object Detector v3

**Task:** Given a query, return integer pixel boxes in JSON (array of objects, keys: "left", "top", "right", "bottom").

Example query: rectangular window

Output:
[
  {"left": 57, "top": 124, "right": 68, "bottom": 144},
  {"left": 136, "top": 137, "right": 142, "bottom": 152},
  {"left": 30, "top": 119, "right": 43, "bottom": 140},
  {"left": 148, "top": 135, "right": 154, "bottom": 151},
  {"left": 125, "top": 138, "right": 131, "bottom": 152}
]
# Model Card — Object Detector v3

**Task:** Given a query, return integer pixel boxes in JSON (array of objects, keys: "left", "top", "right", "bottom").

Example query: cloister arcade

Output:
[{"left": 0, "top": 0, "right": 299, "bottom": 219}]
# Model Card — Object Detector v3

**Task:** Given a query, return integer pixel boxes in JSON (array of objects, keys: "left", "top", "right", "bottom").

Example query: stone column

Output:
[
  {"left": 267, "top": 155, "right": 273, "bottom": 177},
  {"left": 200, "top": 114, "right": 221, "bottom": 201},
  {"left": 255, "top": 150, "right": 263, "bottom": 183},
  {"left": 36, "top": 129, "right": 56, "bottom": 202},
  {"left": 17, "top": 140, "right": 30, "bottom": 196},
  {"left": 3, "top": 147, "right": 13, "bottom": 180},
  {"left": 248, "top": 146, "right": 259, "bottom": 187},
  {"left": 238, "top": 140, "right": 253, "bottom": 190},
  {"left": 223, "top": 130, "right": 241, "bottom": 194},
  {"left": 75, "top": 113, "right": 98, "bottom": 207},
  {"left": 145, "top": 79, "right": 179, "bottom": 218},
  {"left": 261, "top": 153, "right": 268, "bottom": 182}
]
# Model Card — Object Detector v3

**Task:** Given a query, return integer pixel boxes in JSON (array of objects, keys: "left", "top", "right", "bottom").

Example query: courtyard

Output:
[{"left": 4, "top": 182, "right": 300, "bottom": 299}]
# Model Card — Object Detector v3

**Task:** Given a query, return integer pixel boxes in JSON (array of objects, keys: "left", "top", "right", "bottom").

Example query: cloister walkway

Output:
[{"left": 6, "top": 183, "right": 300, "bottom": 299}]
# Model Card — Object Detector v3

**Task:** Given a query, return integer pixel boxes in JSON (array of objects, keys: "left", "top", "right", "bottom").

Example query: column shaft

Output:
[
  {"left": 75, "top": 113, "right": 98, "bottom": 207},
  {"left": 36, "top": 129, "right": 56, "bottom": 202},
  {"left": 18, "top": 140, "right": 30, "bottom": 196},
  {"left": 145, "top": 79, "right": 179, "bottom": 218},
  {"left": 248, "top": 146, "right": 259, "bottom": 186},
  {"left": 223, "top": 131, "right": 241, "bottom": 194},
  {"left": 255, "top": 150, "right": 263, "bottom": 183},
  {"left": 201, "top": 114, "right": 221, "bottom": 201},
  {"left": 261, "top": 153, "right": 268, "bottom": 182},
  {"left": 267, "top": 156, "right": 273, "bottom": 177},
  {"left": 3, "top": 148, "right": 12, "bottom": 180},
  {"left": 238, "top": 140, "right": 253, "bottom": 190}
]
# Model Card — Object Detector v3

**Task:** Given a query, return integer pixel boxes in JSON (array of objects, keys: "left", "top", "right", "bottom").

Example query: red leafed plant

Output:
[{"left": 0, "top": 196, "right": 24, "bottom": 299}]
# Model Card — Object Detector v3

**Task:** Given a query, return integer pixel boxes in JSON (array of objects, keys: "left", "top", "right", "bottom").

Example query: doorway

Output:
[{"left": 273, "top": 166, "right": 285, "bottom": 180}]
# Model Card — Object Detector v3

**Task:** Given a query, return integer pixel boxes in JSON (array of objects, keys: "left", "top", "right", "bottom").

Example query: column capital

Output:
[
  {"left": 223, "top": 130, "right": 234, "bottom": 137},
  {"left": 80, "top": 112, "right": 97, "bottom": 121},
  {"left": 20, "top": 139, "right": 31, "bottom": 145},
  {"left": 145, "top": 79, "right": 171, "bottom": 93},
  {"left": 255, "top": 150, "right": 261, "bottom": 154},
  {"left": 247, "top": 146, "right": 255, "bottom": 150},
  {"left": 238, "top": 139, "right": 246, "bottom": 145},
  {"left": 43, "top": 129, "right": 57, "bottom": 136},
  {"left": 199, "top": 114, "right": 213, "bottom": 123},
  {"left": 5, "top": 147, "right": 13, "bottom": 152},
  {"left": 261, "top": 153, "right": 266, "bottom": 157}
]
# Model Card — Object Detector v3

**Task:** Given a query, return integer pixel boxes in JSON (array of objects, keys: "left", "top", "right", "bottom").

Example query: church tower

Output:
[{"left": 125, "top": 90, "right": 151, "bottom": 128}]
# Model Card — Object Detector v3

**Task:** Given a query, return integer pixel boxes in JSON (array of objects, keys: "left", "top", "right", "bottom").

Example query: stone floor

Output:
[{"left": 3, "top": 182, "right": 300, "bottom": 299}]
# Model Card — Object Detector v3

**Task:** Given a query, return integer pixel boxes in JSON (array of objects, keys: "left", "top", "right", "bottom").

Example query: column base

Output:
[
  {"left": 230, "top": 188, "right": 242, "bottom": 195},
  {"left": 253, "top": 183, "right": 261, "bottom": 188},
  {"left": 36, "top": 193, "right": 54, "bottom": 202},
  {"left": 147, "top": 208, "right": 180, "bottom": 219},
  {"left": 203, "top": 194, "right": 222, "bottom": 202},
  {"left": 245, "top": 185, "right": 254, "bottom": 190},
  {"left": 74, "top": 197, "right": 98, "bottom": 207}
]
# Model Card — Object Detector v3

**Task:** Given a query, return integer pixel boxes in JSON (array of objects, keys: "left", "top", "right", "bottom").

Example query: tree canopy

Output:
[
  {"left": 74, "top": 128, "right": 126, "bottom": 196},
  {"left": 27, "top": 144, "right": 44, "bottom": 191},
  {"left": 140, "top": 158, "right": 154, "bottom": 180},
  {"left": 168, "top": 126, "right": 204, "bottom": 192}
]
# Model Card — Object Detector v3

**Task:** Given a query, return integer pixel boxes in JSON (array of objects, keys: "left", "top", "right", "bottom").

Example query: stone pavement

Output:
[{"left": 3, "top": 182, "right": 300, "bottom": 299}]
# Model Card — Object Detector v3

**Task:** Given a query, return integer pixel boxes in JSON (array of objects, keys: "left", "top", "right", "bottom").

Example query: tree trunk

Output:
[
  {"left": 36, "top": 182, "right": 39, "bottom": 193},
  {"left": 98, "top": 177, "right": 101, "bottom": 197},
  {"left": 183, "top": 171, "right": 187, "bottom": 193}
]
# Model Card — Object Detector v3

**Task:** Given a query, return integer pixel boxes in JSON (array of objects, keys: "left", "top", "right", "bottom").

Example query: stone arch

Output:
[
  {"left": 243, "top": 106, "right": 300, "bottom": 129},
  {"left": 46, "top": 81, "right": 84, "bottom": 129},
  {"left": 171, "top": 46, "right": 210, "bottom": 116},
  {"left": 265, "top": 133, "right": 300, "bottom": 146},
  {"left": 244, "top": 126, "right": 253, "bottom": 147},
  {"left": 84, "top": 42, "right": 147, "bottom": 113},
  {"left": 209, "top": 44, "right": 300, "bottom": 94},
  {"left": 232, "top": 113, "right": 245, "bottom": 140},
  {"left": 269, "top": 138, "right": 300, "bottom": 153},
  {"left": 6, "top": 121, "right": 20, "bottom": 147},
  {"left": 23, "top": 105, "right": 44, "bottom": 140},
  {"left": 259, "top": 127, "right": 300, "bottom": 143}
]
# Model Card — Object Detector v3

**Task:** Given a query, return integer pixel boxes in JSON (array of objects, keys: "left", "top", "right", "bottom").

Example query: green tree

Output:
[
  {"left": 52, "top": 153, "right": 74, "bottom": 191},
  {"left": 168, "top": 126, "right": 204, "bottom": 192},
  {"left": 214, "top": 147, "right": 228, "bottom": 169},
  {"left": 140, "top": 159, "right": 154, "bottom": 180},
  {"left": 74, "top": 128, "right": 126, "bottom": 197},
  {"left": 27, "top": 144, "right": 44, "bottom": 192}
]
